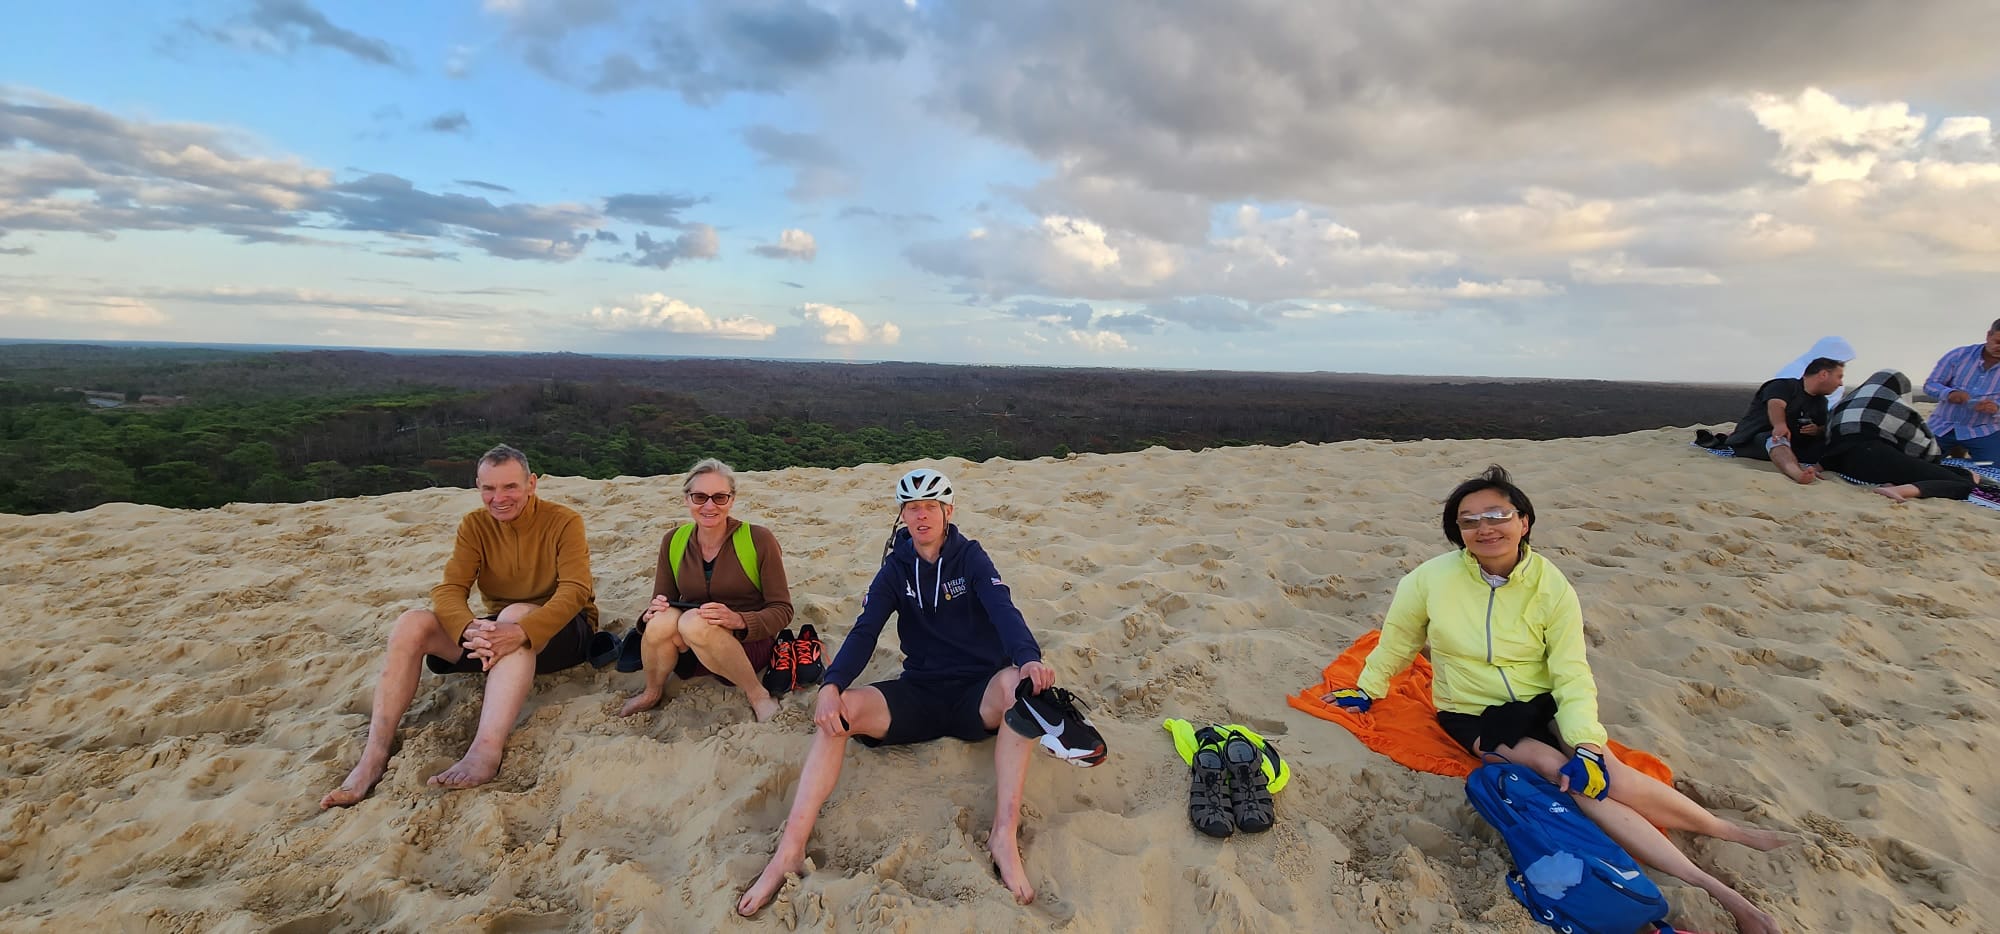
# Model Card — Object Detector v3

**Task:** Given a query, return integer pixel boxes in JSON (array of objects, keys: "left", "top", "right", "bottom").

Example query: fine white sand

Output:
[{"left": 1, "top": 429, "right": 1993, "bottom": 932}]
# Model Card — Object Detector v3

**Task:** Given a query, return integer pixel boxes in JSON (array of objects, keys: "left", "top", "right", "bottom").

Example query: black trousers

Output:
[{"left": 1822, "top": 439, "right": 1976, "bottom": 500}]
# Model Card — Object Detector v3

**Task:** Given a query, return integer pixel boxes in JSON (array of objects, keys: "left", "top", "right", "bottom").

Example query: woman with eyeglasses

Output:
[
  {"left": 619, "top": 458, "right": 794, "bottom": 722},
  {"left": 1322, "top": 465, "right": 1788, "bottom": 934}
]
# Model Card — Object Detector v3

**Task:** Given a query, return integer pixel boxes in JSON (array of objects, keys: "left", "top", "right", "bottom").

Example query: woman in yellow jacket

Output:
[{"left": 1325, "top": 466, "right": 1789, "bottom": 934}]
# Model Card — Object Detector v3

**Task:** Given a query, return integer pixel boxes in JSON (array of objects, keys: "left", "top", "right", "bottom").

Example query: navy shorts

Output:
[
  {"left": 856, "top": 671, "right": 1002, "bottom": 748},
  {"left": 426, "top": 610, "right": 593, "bottom": 676},
  {"left": 1437, "top": 693, "right": 1565, "bottom": 756}
]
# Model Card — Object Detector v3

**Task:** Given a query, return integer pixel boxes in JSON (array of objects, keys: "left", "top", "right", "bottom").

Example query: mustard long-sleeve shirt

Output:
[
  {"left": 431, "top": 495, "right": 598, "bottom": 650},
  {"left": 1355, "top": 546, "right": 1608, "bottom": 748}
]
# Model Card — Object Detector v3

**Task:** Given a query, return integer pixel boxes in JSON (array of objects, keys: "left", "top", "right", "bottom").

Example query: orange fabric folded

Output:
[{"left": 1288, "top": 630, "right": 1673, "bottom": 785}]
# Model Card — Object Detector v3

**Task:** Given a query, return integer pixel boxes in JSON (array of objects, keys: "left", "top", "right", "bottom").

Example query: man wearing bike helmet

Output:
[{"left": 738, "top": 467, "right": 1097, "bottom": 915}]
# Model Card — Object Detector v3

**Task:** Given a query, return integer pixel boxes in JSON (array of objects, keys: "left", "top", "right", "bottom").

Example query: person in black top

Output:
[{"left": 1724, "top": 357, "right": 1845, "bottom": 484}]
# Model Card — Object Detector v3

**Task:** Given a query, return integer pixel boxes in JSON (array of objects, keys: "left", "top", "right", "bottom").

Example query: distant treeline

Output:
[{"left": 0, "top": 344, "right": 1752, "bottom": 515}]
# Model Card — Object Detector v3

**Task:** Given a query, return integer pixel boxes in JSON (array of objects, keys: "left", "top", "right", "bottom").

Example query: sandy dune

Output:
[{"left": 1, "top": 429, "right": 1993, "bottom": 932}]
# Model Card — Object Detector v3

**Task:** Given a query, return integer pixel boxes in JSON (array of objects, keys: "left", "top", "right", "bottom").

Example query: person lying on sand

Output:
[
  {"left": 1323, "top": 466, "right": 1794, "bottom": 934},
  {"left": 1823, "top": 370, "right": 1986, "bottom": 503},
  {"left": 618, "top": 458, "right": 795, "bottom": 723},
  {"left": 737, "top": 468, "right": 1088, "bottom": 916},
  {"left": 1722, "top": 357, "right": 1846, "bottom": 485},
  {"left": 320, "top": 444, "right": 600, "bottom": 808}
]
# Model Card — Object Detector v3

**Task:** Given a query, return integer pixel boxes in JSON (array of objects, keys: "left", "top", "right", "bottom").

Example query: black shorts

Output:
[
  {"left": 1437, "top": 693, "right": 1565, "bottom": 756},
  {"left": 856, "top": 672, "right": 1002, "bottom": 748},
  {"left": 426, "top": 610, "right": 593, "bottom": 676}
]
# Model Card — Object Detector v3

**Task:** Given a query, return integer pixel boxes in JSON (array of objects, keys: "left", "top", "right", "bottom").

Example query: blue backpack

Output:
[{"left": 1465, "top": 763, "right": 1676, "bottom": 934}]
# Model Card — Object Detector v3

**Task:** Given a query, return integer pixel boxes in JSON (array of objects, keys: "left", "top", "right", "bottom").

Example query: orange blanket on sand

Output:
[{"left": 1287, "top": 630, "right": 1673, "bottom": 785}]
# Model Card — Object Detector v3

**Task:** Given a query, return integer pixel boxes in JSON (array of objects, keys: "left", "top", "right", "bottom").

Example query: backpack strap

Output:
[
  {"left": 733, "top": 522, "right": 761, "bottom": 592},
  {"left": 669, "top": 523, "right": 696, "bottom": 576},
  {"left": 670, "top": 522, "right": 761, "bottom": 592}
]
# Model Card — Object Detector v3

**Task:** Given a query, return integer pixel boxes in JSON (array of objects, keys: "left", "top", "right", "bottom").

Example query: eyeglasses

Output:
[
  {"left": 686, "top": 491, "right": 734, "bottom": 506},
  {"left": 1455, "top": 508, "right": 1519, "bottom": 530}
]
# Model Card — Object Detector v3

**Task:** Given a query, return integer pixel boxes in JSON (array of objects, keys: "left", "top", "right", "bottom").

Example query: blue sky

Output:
[{"left": 4, "top": 2, "right": 2000, "bottom": 381}]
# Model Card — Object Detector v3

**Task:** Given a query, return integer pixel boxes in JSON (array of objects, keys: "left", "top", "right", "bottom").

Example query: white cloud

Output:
[
  {"left": 794, "top": 303, "right": 900, "bottom": 345},
  {"left": 1748, "top": 88, "right": 1927, "bottom": 183},
  {"left": 752, "top": 227, "right": 818, "bottom": 261},
  {"left": 588, "top": 293, "right": 776, "bottom": 339},
  {"left": 1569, "top": 253, "right": 1721, "bottom": 286},
  {"left": 1450, "top": 189, "right": 1634, "bottom": 255},
  {"left": 1042, "top": 215, "right": 1120, "bottom": 270},
  {"left": 0, "top": 294, "right": 52, "bottom": 318},
  {"left": 97, "top": 297, "right": 167, "bottom": 326},
  {"left": 0, "top": 293, "right": 165, "bottom": 326},
  {"left": 1062, "top": 329, "right": 1132, "bottom": 353}
]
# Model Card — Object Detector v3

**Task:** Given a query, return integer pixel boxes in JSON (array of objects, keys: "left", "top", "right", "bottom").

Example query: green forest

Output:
[
  {"left": 0, "top": 343, "right": 1751, "bottom": 515},
  {"left": 0, "top": 381, "right": 966, "bottom": 514}
]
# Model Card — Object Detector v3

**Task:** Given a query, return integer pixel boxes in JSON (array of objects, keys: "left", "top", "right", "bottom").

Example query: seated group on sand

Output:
[
  {"left": 320, "top": 446, "right": 1093, "bottom": 911},
  {"left": 1705, "top": 318, "right": 2000, "bottom": 502},
  {"left": 318, "top": 443, "right": 1802, "bottom": 931}
]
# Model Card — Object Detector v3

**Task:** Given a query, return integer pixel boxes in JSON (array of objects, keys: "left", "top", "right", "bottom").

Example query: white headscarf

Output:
[{"left": 1775, "top": 336, "right": 1855, "bottom": 406}]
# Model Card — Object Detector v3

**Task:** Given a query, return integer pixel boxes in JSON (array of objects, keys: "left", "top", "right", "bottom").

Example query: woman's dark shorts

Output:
[
  {"left": 674, "top": 636, "right": 775, "bottom": 685},
  {"left": 856, "top": 671, "right": 1002, "bottom": 748},
  {"left": 426, "top": 610, "right": 594, "bottom": 675},
  {"left": 1436, "top": 693, "right": 1565, "bottom": 756}
]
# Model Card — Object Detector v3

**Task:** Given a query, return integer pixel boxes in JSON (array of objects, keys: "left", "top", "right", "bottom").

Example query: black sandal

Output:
[
  {"left": 1188, "top": 727, "right": 1233, "bottom": 838},
  {"left": 1223, "top": 730, "right": 1275, "bottom": 833}
]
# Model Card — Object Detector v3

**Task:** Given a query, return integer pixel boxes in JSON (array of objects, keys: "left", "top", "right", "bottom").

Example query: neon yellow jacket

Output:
[{"left": 1354, "top": 547, "right": 1608, "bottom": 748}]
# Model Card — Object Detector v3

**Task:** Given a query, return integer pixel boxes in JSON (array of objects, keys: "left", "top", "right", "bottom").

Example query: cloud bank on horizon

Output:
[{"left": 4, "top": 0, "right": 2000, "bottom": 381}]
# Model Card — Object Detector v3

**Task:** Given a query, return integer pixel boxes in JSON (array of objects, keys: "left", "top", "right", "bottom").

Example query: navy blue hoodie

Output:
[{"left": 823, "top": 525, "right": 1043, "bottom": 690}]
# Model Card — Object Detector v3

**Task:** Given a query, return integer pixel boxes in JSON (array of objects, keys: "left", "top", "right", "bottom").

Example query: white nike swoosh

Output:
[
  {"left": 1596, "top": 858, "right": 1642, "bottom": 882},
  {"left": 1027, "top": 703, "right": 1066, "bottom": 739}
]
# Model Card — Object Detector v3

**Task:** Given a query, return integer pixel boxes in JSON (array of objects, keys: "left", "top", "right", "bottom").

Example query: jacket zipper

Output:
[{"left": 1485, "top": 583, "right": 1518, "bottom": 701}]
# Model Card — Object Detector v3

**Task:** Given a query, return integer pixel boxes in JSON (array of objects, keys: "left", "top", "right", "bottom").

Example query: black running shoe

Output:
[
  {"left": 1003, "top": 680, "right": 1108, "bottom": 767},
  {"left": 793, "top": 625, "right": 826, "bottom": 686},
  {"left": 761, "top": 629, "right": 797, "bottom": 697}
]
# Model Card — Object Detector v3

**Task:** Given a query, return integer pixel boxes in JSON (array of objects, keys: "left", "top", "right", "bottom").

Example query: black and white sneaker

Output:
[{"left": 1003, "top": 680, "right": 1108, "bottom": 767}]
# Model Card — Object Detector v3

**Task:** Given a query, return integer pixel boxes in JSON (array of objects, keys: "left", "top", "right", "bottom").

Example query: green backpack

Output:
[{"left": 669, "top": 522, "right": 761, "bottom": 591}]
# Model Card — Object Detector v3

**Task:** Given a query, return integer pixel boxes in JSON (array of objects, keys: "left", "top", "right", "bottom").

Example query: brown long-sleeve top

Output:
[
  {"left": 431, "top": 495, "right": 598, "bottom": 650},
  {"left": 651, "top": 519, "right": 793, "bottom": 643}
]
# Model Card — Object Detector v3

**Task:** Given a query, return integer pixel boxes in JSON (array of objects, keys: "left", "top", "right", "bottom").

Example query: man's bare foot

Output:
[
  {"left": 737, "top": 852, "right": 801, "bottom": 917},
  {"left": 1792, "top": 466, "right": 1820, "bottom": 485},
  {"left": 988, "top": 830, "right": 1035, "bottom": 904},
  {"left": 751, "top": 693, "right": 782, "bottom": 723},
  {"left": 1871, "top": 485, "right": 1909, "bottom": 503},
  {"left": 618, "top": 689, "right": 663, "bottom": 717},
  {"left": 319, "top": 754, "right": 388, "bottom": 809},
  {"left": 427, "top": 749, "right": 501, "bottom": 789}
]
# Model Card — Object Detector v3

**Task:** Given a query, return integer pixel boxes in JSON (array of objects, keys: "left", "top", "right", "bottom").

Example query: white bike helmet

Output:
[{"left": 895, "top": 468, "right": 954, "bottom": 505}]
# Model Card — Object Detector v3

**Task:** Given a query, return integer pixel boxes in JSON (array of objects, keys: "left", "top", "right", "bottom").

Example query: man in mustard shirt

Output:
[{"left": 321, "top": 444, "right": 599, "bottom": 808}]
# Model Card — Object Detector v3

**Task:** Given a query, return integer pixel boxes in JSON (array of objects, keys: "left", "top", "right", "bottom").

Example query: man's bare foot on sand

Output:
[
  {"left": 737, "top": 851, "right": 801, "bottom": 917},
  {"left": 751, "top": 693, "right": 782, "bottom": 723},
  {"left": 618, "top": 689, "right": 663, "bottom": 717},
  {"left": 427, "top": 749, "right": 501, "bottom": 789},
  {"left": 988, "top": 830, "right": 1035, "bottom": 904},
  {"left": 319, "top": 753, "right": 388, "bottom": 809},
  {"left": 1871, "top": 484, "right": 1916, "bottom": 503}
]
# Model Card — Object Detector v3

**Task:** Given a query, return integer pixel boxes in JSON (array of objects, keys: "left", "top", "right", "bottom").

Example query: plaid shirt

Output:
[
  {"left": 1925, "top": 343, "right": 2000, "bottom": 440},
  {"left": 1831, "top": 370, "right": 1941, "bottom": 460}
]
